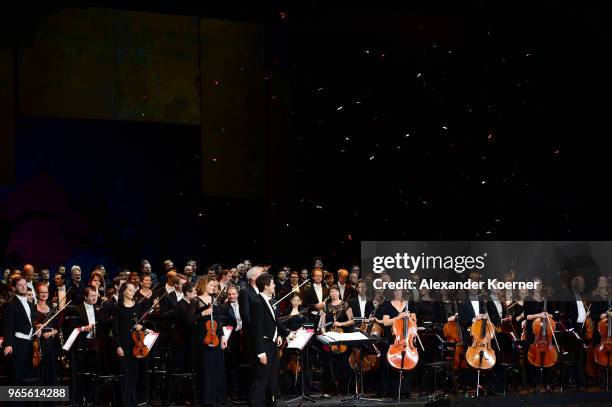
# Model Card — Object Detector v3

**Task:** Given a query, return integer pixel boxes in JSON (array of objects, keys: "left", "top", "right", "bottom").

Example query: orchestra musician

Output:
[
  {"left": 221, "top": 284, "right": 247, "bottom": 400},
  {"left": 2, "top": 276, "right": 39, "bottom": 385},
  {"left": 523, "top": 277, "right": 554, "bottom": 392},
  {"left": 380, "top": 288, "right": 415, "bottom": 398},
  {"left": 194, "top": 276, "right": 228, "bottom": 407},
  {"left": 337, "top": 269, "right": 356, "bottom": 302},
  {"left": 33, "top": 282, "right": 59, "bottom": 386},
  {"left": 303, "top": 268, "right": 329, "bottom": 324},
  {"left": 113, "top": 282, "right": 146, "bottom": 407},
  {"left": 320, "top": 285, "right": 354, "bottom": 395},
  {"left": 248, "top": 273, "right": 296, "bottom": 407}
]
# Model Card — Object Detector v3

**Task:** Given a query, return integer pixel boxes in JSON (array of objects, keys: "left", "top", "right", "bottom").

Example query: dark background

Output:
[{"left": 1, "top": 1, "right": 611, "bottom": 276}]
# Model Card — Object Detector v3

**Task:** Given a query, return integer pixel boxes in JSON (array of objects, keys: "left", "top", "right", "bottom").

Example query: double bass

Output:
[
  {"left": 387, "top": 293, "right": 423, "bottom": 371},
  {"left": 349, "top": 296, "right": 383, "bottom": 373},
  {"left": 527, "top": 289, "right": 559, "bottom": 368},
  {"left": 595, "top": 296, "right": 612, "bottom": 367}
]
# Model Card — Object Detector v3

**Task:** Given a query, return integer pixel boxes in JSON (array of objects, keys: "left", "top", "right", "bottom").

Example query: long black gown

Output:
[
  {"left": 321, "top": 302, "right": 351, "bottom": 395},
  {"left": 193, "top": 299, "right": 226, "bottom": 407},
  {"left": 33, "top": 307, "right": 58, "bottom": 386},
  {"left": 113, "top": 302, "right": 143, "bottom": 407}
]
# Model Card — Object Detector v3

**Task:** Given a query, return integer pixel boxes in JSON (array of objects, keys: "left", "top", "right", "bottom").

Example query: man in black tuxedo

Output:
[
  {"left": 348, "top": 279, "right": 375, "bottom": 319},
  {"left": 248, "top": 273, "right": 296, "bottom": 407},
  {"left": 221, "top": 284, "right": 247, "bottom": 400},
  {"left": 2, "top": 276, "right": 39, "bottom": 384},
  {"left": 302, "top": 268, "right": 329, "bottom": 323},
  {"left": 337, "top": 269, "right": 357, "bottom": 302}
]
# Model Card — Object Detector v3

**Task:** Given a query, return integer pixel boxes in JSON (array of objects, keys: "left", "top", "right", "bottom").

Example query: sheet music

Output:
[
  {"left": 223, "top": 326, "right": 233, "bottom": 341},
  {"left": 144, "top": 331, "right": 159, "bottom": 351},
  {"left": 287, "top": 328, "right": 314, "bottom": 350},
  {"left": 63, "top": 327, "right": 82, "bottom": 351},
  {"left": 322, "top": 331, "right": 368, "bottom": 342}
]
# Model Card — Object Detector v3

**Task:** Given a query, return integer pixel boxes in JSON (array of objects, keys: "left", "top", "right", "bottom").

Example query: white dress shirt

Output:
[
  {"left": 231, "top": 302, "right": 242, "bottom": 331},
  {"left": 84, "top": 303, "right": 96, "bottom": 339},
  {"left": 471, "top": 300, "right": 480, "bottom": 317},
  {"left": 313, "top": 283, "right": 323, "bottom": 302},
  {"left": 17, "top": 295, "right": 33, "bottom": 339},
  {"left": 338, "top": 283, "right": 346, "bottom": 299},
  {"left": 576, "top": 298, "right": 587, "bottom": 324},
  {"left": 57, "top": 286, "right": 67, "bottom": 307},
  {"left": 359, "top": 296, "right": 367, "bottom": 317}
]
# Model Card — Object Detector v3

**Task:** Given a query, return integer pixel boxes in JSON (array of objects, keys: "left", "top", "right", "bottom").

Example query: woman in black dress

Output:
[
  {"left": 319, "top": 285, "right": 354, "bottom": 395},
  {"left": 193, "top": 275, "right": 227, "bottom": 407},
  {"left": 381, "top": 288, "right": 415, "bottom": 398},
  {"left": 279, "top": 292, "right": 309, "bottom": 394},
  {"left": 33, "top": 282, "right": 59, "bottom": 386},
  {"left": 113, "top": 282, "right": 146, "bottom": 407}
]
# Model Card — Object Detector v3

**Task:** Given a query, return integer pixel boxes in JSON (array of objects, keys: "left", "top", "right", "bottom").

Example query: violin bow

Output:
[
  {"left": 403, "top": 290, "right": 425, "bottom": 351},
  {"left": 273, "top": 279, "right": 311, "bottom": 307},
  {"left": 33, "top": 300, "right": 72, "bottom": 337},
  {"left": 136, "top": 282, "right": 161, "bottom": 304},
  {"left": 133, "top": 290, "right": 170, "bottom": 328}
]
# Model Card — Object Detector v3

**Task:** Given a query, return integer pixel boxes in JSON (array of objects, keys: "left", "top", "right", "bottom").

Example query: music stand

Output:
[
  {"left": 316, "top": 331, "right": 382, "bottom": 403},
  {"left": 344, "top": 331, "right": 383, "bottom": 403},
  {"left": 286, "top": 328, "right": 316, "bottom": 404}
]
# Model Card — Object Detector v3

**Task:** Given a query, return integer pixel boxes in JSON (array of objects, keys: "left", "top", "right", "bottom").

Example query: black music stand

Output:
[
  {"left": 286, "top": 328, "right": 316, "bottom": 404},
  {"left": 316, "top": 332, "right": 382, "bottom": 403}
]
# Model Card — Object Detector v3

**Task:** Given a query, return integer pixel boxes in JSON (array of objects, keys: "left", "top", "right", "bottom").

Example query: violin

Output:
[
  {"left": 443, "top": 300, "right": 467, "bottom": 370},
  {"left": 466, "top": 293, "right": 497, "bottom": 370},
  {"left": 527, "top": 289, "right": 558, "bottom": 368},
  {"left": 594, "top": 295, "right": 612, "bottom": 367},
  {"left": 201, "top": 282, "right": 229, "bottom": 348},
  {"left": 329, "top": 302, "right": 349, "bottom": 354},
  {"left": 131, "top": 327, "right": 149, "bottom": 358},
  {"left": 32, "top": 326, "right": 43, "bottom": 368},
  {"left": 387, "top": 294, "right": 422, "bottom": 371},
  {"left": 349, "top": 296, "right": 383, "bottom": 373}
]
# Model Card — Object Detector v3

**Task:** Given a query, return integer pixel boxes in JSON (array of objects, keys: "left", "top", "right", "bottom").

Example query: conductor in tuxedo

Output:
[
  {"left": 248, "top": 273, "right": 297, "bottom": 407},
  {"left": 2, "top": 276, "right": 39, "bottom": 384}
]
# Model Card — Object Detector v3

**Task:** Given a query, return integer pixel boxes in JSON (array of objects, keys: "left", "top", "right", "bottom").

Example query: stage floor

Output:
[{"left": 275, "top": 389, "right": 612, "bottom": 407}]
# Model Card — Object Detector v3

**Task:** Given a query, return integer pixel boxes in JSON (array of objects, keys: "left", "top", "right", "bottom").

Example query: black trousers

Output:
[
  {"left": 249, "top": 340, "right": 279, "bottom": 407},
  {"left": 7, "top": 337, "right": 33, "bottom": 384}
]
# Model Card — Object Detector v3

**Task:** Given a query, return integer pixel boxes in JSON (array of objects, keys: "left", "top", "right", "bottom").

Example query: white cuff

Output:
[{"left": 257, "top": 352, "right": 266, "bottom": 358}]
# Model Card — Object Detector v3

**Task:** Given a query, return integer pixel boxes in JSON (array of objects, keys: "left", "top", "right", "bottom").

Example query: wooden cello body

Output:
[
  {"left": 595, "top": 299, "right": 612, "bottom": 367},
  {"left": 465, "top": 314, "right": 496, "bottom": 370},
  {"left": 527, "top": 298, "right": 558, "bottom": 368},
  {"left": 387, "top": 301, "right": 419, "bottom": 371},
  {"left": 443, "top": 301, "right": 467, "bottom": 370}
]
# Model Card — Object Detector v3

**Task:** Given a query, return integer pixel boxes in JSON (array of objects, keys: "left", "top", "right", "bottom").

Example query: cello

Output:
[
  {"left": 465, "top": 293, "right": 498, "bottom": 371},
  {"left": 527, "top": 288, "right": 559, "bottom": 369},
  {"left": 595, "top": 295, "right": 612, "bottom": 367},
  {"left": 349, "top": 296, "right": 383, "bottom": 373},
  {"left": 387, "top": 292, "right": 423, "bottom": 371},
  {"left": 443, "top": 300, "right": 467, "bottom": 370}
]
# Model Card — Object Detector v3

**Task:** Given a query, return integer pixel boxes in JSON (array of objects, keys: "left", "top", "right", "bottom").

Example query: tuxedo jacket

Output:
[
  {"left": 238, "top": 285, "right": 259, "bottom": 330},
  {"left": 250, "top": 295, "right": 289, "bottom": 356},
  {"left": 302, "top": 284, "right": 330, "bottom": 309},
  {"left": 348, "top": 297, "right": 375, "bottom": 319},
  {"left": 2, "top": 296, "right": 36, "bottom": 348}
]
